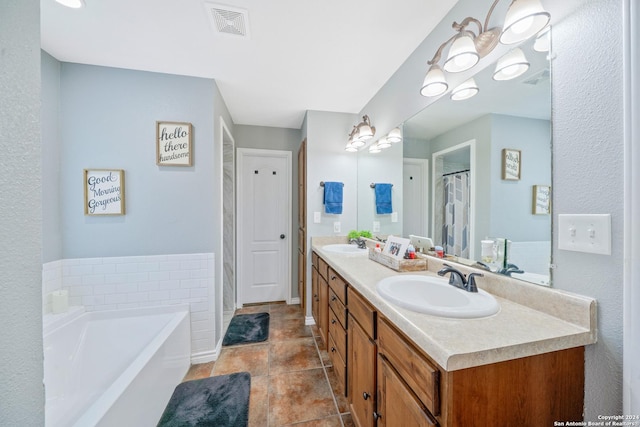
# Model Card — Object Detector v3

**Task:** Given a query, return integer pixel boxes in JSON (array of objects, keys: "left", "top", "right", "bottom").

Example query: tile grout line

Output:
[{"left": 311, "top": 329, "right": 346, "bottom": 427}]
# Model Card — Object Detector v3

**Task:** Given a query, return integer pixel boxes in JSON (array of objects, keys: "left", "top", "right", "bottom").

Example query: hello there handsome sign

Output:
[{"left": 156, "top": 121, "right": 193, "bottom": 166}]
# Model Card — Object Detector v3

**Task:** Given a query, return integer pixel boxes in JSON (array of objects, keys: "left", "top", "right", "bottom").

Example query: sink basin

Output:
[
  {"left": 323, "top": 244, "right": 368, "bottom": 254},
  {"left": 376, "top": 275, "right": 500, "bottom": 319}
]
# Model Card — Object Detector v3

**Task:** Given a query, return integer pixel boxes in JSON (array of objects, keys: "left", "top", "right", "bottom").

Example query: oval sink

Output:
[
  {"left": 323, "top": 244, "right": 367, "bottom": 254},
  {"left": 376, "top": 275, "right": 500, "bottom": 319}
]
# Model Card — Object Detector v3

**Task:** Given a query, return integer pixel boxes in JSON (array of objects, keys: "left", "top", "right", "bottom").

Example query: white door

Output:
[
  {"left": 237, "top": 148, "right": 292, "bottom": 305},
  {"left": 403, "top": 158, "right": 428, "bottom": 237}
]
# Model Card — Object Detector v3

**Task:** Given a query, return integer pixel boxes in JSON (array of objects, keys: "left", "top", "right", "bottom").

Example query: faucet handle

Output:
[{"left": 466, "top": 273, "right": 483, "bottom": 293}]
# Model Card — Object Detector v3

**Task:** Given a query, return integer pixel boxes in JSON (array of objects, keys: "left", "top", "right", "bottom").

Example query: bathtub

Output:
[{"left": 44, "top": 305, "right": 191, "bottom": 427}]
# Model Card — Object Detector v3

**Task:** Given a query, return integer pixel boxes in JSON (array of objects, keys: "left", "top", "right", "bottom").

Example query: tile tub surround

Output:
[
  {"left": 312, "top": 237, "right": 597, "bottom": 371},
  {"left": 42, "top": 253, "right": 216, "bottom": 361}
]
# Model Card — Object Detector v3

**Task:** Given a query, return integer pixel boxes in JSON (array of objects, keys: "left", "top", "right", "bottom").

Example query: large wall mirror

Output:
[{"left": 357, "top": 30, "right": 552, "bottom": 287}]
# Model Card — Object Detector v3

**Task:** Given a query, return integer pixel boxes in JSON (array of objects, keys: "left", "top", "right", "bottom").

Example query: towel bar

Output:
[
  {"left": 370, "top": 183, "right": 393, "bottom": 188},
  {"left": 320, "top": 181, "right": 344, "bottom": 187}
]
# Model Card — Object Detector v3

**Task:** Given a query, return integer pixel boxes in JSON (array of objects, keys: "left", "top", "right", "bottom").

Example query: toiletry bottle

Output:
[{"left": 374, "top": 243, "right": 382, "bottom": 253}]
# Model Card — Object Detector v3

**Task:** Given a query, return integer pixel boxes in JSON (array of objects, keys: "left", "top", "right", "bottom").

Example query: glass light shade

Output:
[
  {"left": 351, "top": 138, "right": 366, "bottom": 148},
  {"left": 357, "top": 124, "right": 374, "bottom": 141},
  {"left": 55, "top": 0, "right": 84, "bottom": 8},
  {"left": 377, "top": 137, "right": 391, "bottom": 149},
  {"left": 345, "top": 144, "right": 358, "bottom": 152},
  {"left": 533, "top": 29, "right": 550, "bottom": 52},
  {"left": 500, "top": 0, "right": 551, "bottom": 45},
  {"left": 420, "top": 65, "right": 448, "bottom": 97},
  {"left": 493, "top": 48, "right": 530, "bottom": 81},
  {"left": 387, "top": 127, "right": 403, "bottom": 143},
  {"left": 450, "top": 78, "right": 479, "bottom": 101},
  {"left": 369, "top": 144, "right": 382, "bottom": 153},
  {"left": 443, "top": 33, "right": 480, "bottom": 73}
]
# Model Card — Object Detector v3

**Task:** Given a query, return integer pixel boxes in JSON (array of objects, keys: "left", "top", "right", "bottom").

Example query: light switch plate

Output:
[
  {"left": 313, "top": 212, "right": 321, "bottom": 223},
  {"left": 391, "top": 212, "right": 398, "bottom": 223},
  {"left": 372, "top": 221, "right": 380, "bottom": 232},
  {"left": 333, "top": 222, "right": 341, "bottom": 233},
  {"left": 558, "top": 214, "right": 611, "bottom": 255}
]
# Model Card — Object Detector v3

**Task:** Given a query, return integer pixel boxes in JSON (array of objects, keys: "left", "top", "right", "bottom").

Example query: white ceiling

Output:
[{"left": 41, "top": 0, "right": 459, "bottom": 129}]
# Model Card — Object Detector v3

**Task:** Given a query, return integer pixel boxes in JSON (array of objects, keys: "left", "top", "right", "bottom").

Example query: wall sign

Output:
[
  {"left": 502, "top": 148, "right": 521, "bottom": 180},
  {"left": 156, "top": 121, "right": 193, "bottom": 166},
  {"left": 532, "top": 185, "right": 551, "bottom": 215},
  {"left": 84, "top": 169, "right": 125, "bottom": 215}
]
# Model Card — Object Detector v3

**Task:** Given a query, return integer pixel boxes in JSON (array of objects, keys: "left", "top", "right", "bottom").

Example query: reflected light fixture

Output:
[
  {"left": 387, "top": 127, "right": 403, "bottom": 143},
  {"left": 55, "top": 0, "right": 84, "bottom": 8},
  {"left": 493, "top": 47, "right": 530, "bottom": 80},
  {"left": 369, "top": 144, "right": 382, "bottom": 154},
  {"left": 420, "top": 0, "right": 550, "bottom": 97},
  {"left": 377, "top": 137, "right": 391, "bottom": 149},
  {"left": 533, "top": 28, "right": 550, "bottom": 52},
  {"left": 450, "top": 78, "right": 479, "bottom": 101}
]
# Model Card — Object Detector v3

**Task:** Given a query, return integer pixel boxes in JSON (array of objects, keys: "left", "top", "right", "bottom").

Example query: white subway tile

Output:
[
  {"left": 92, "top": 264, "right": 117, "bottom": 275},
  {"left": 68, "top": 265, "right": 94, "bottom": 276},
  {"left": 149, "top": 290, "right": 171, "bottom": 301},
  {"left": 138, "top": 282, "right": 160, "bottom": 292},
  {"left": 105, "top": 294, "right": 127, "bottom": 305},
  {"left": 82, "top": 295, "right": 105, "bottom": 306},
  {"left": 149, "top": 271, "right": 171, "bottom": 281},
  {"left": 190, "top": 301, "right": 209, "bottom": 313},
  {"left": 77, "top": 257, "right": 103, "bottom": 266},
  {"left": 82, "top": 274, "right": 105, "bottom": 286},
  {"left": 116, "top": 283, "right": 139, "bottom": 294},
  {"left": 117, "top": 303, "right": 140, "bottom": 310},
  {"left": 105, "top": 273, "right": 128, "bottom": 284},
  {"left": 158, "top": 280, "right": 180, "bottom": 290},
  {"left": 94, "top": 284, "right": 118, "bottom": 295},
  {"left": 191, "top": 319, "right": 212, "bottom": 332},
  {"left": 190, "top": 288, "right": 208, "bottom": 298},
  {"left": 93, "top": 304, "right": 118, "bottom": 311},
  {"left": 170, "top": 289, "right": 190, "bottom": 300},
  {"left": 159, "top": 261, "right": 181, "bottom": 271},
  {"left": 169, "top": 271, "right": 191, "bottom": 281},
  {"left": 180, "top": 260, "right": 202, "bottom": 271},
  {"left": 116, "top": 263, "right": 139, "bottom": 274},
  {"left": 192, "top": 330, "right": 213, "bottom": 341},
  {"left": 180, "top": 279, "right": 200, "bottom": 289},
  {"left": 67, "top": 286, "right": 93, "bottom": 297},
  {"left": 126, "top": 272, "right": 150, "bottom": 283},
  {"left": 190, "top": 311, "right": 210, "bottom": 322},
  {"left": 137, "top": 262, "right": 160, "bottom": 272}
]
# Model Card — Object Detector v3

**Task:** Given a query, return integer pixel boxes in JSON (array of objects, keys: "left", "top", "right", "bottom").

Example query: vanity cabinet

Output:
[
  {"left": 314, "top": 251, "right": 586, "bottom": 427},
  {"left": 348, "top": 288, "right": 377, "bottom": 427},
  {"left": 328, "top": 267, "right": 348, "bottom": 394},
  {"left": 311, "top": 253, "right": 329, "bottom": 348}
]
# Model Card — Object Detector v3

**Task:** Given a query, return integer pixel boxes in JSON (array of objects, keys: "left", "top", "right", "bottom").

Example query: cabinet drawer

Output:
[
  {"left": 318, "top": 257, "right": 329, "bottom": 281},
  {"left": 348, "top": 287, "right": 376, "bottom": 339},
  {"left": 328, "top": 268, "right": 347, "bottom": 303},
  {"left": 329, "top": 310, "right": 347, "bottom": 362},
  {"left": 378, "top": 317, "right": 440, "bottom": 416},
  {"left": 329, "top": 288, "right": 347, "bottom": 328},
  {"left": 312, "top": 252, "right": 319, "bottom": 269},
  {"left": 328, "top": 333, "right": 347, "bottom": 394}
]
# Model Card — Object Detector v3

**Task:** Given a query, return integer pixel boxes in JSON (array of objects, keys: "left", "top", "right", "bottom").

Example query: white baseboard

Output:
[
  {"left": 290, "top": 297, "right": 300, "bottom": 305},
  {"left": 305, "top": 316, "right": 316, "bottom": 326},
  {"left": 191, "top": 339, "right": 222, "bottom": 364}
]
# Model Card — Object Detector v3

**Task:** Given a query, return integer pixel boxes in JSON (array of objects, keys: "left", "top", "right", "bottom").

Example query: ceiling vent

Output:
[
  {"left": 522, "top": 69, "right": 550, "bottom": 86},
  {"left": 204, "top": 3, "right": 250, "bottom": 39}
]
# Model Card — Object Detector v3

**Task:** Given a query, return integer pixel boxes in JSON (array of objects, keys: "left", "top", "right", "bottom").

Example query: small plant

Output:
[
  {"left": 348, "top": 230, "right": 372, "bottom": 239},
  {"left": 358, "top": 230, "right": 372, "bottom": 239}
]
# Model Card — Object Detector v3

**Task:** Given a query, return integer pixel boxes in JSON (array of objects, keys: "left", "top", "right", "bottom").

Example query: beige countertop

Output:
[{"left": 312, "top": 237, "right": 597, "bottom": 371}]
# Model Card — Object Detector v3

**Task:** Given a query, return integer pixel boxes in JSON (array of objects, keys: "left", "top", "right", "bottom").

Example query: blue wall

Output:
[{"left": 56, "top": 63, "right": 225, "bottom": 258}]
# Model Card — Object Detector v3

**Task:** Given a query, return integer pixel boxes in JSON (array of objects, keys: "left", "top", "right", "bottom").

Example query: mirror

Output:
[{"left": 357, "top": 31, "right": 552, "bottom": 287}]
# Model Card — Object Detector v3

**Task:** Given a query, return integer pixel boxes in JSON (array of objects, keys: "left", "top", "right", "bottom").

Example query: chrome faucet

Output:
[
  {"left": 349, "top": 237, "right": 367, "bottom": 249},
  {"left": 437, "top": 264, "right": 482, "bottom": 293}
]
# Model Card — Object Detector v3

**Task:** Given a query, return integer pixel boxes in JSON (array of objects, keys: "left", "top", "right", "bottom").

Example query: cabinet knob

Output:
[
  {"left": 331, "top": 347, "right": 336, "bottom": 353},
  {"left": 373, "top": 412, "right": 381, "bottom": 421},
  {"left": 331, "top": 319, "right": 336, "bottom": 324},
  {"left": 331, "top": 296, "right": 337, "bottom": 302},
  {"left": 363, "top": 392, "right": 370, "bottom": 400},
  {"left": 331, "top": 276, "right": 336, "bottom": 280}
]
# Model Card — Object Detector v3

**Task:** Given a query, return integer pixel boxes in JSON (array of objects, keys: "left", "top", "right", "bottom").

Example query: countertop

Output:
[{"left": 312, "top": 237, "right": 597, "bottom": 371}]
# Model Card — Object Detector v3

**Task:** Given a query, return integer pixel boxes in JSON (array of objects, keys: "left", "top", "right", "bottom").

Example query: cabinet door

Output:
[
  {"left": 311, "top": 266, "right": 319, "bottom": 325},
  {"left": 377, "top": 356, "right": 437, "bottom": 427},
  {"left": 349, "top": 315, "right": 377, "bottom": 427},
  {"left": 298, "top": 249, "right": 305, "bottom": 310},
  {"left": 318, "top": 274, "right": 329, "bottom": 348}
]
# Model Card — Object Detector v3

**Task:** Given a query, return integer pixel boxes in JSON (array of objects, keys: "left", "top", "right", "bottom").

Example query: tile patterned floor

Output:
[{"left": 182, "top": 302, "right": 355, "bottom": 427}]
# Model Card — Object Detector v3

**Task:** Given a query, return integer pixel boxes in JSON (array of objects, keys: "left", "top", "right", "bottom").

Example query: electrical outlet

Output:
[
  {"left": 333, "top": 222, "right": 341, "bottom": 233},
  {"left": 391, "top": 212, "right": 398, "bottom": 223},
  {"left": 313, "top": 211, "right": 321, "bottom": 223},
  {"left": 373, "top": 221, "right": 380, "bottom": 232},
  {"left": 558, "top": 214, "right": 611, "bottom": 255}
]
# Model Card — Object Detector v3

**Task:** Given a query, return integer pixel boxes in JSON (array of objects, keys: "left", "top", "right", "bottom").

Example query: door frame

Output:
[
  {"left": 431, "top": 139, "right": 476, "bottom": 260},
  {"left": 236, "top": 148, "right": 293, "bottom": 306}
]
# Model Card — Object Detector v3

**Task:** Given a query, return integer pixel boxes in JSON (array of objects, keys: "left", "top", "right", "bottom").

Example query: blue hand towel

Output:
[
  {"left": 374, "top": 183, "right": 393, "bottom": 215},
  {"left": 323, "top": 182, "right": 343, "bottom": 214}
]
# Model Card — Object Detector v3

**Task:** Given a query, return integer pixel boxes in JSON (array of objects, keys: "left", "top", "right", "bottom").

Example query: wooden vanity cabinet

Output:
[
  {"left": 348, "top": 287, "right": 377, "bottom": 427},
  {"left": 311, "top": 253, "right": 329, "bottom": 348},
  {"left": 327, "top": 267, "right": 348, "bottom": 394}
]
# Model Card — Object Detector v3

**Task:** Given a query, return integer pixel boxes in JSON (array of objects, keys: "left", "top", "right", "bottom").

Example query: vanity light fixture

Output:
[
  {"left": 533, "top": 28, "right": 550, "bottom": 52},
  {"left": 376, "top": 137, "right": 392, "bottom": 149},
  {"left": 420, "top": 0, "right": 550, "bottom": 97},
  {"left": 387, "top": 127, "right": 403, "bottom": 143},
  {"left": 369, "top": 144, "right": 382, "bottom": 154},
  {"left": 346, "top": 115, "right": 376, "bottom": 151},
  {"left": 493, "top": 47, "right": 530, "bottom": 81},
  {"left": 450, "top": 78, "right": 479, "bottom": 101},
  {"left": 55, "top": 0, "right": 84, "bottom": 8}
]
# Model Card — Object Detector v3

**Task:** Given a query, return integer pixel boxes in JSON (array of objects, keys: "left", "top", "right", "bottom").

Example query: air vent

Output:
[
  {"left": 522, "top": 69, "right": 550, "bottom": 86},
  {"left": 204, "top": 3, "right": 250, "bottom": 38}
]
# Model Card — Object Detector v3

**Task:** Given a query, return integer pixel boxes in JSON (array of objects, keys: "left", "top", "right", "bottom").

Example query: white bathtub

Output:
[{"left": 44, "top": 305, "right": 191, "bottom": 427}]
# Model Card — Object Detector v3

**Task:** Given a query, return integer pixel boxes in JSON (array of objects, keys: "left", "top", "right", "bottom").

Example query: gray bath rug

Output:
[
  {"left": 157, "top": 372, "right": 251, "bottom": 427},
  {"left": 222, "top": 312, "right": 269, "bottom": 346}
]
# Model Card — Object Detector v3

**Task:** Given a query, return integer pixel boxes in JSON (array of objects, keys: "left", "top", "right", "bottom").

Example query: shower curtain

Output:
[{"left": 442, "top": 171, "right": 470, "bottom": 258}]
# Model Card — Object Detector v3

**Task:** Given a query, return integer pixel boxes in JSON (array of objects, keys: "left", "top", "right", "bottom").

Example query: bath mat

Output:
[
  {"left": 222, "top": 312, "right": 269, "bottom": 346},
  {"left": 157, "top": 372, "right": 251, "bottom": 427}
]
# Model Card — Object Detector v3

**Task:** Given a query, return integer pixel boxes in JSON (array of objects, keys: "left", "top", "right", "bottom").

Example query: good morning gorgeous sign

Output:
[
  {"left": 83, "top": 169, "right": 125, "bottom": 215},
  {"left": 156, "top": 121, "right": 193, "bottom": 166}
]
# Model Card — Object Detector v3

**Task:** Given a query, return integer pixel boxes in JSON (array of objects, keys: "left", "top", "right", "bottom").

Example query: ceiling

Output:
[{"left": 41, "top": 0, "right": 459, "bottom": 129}]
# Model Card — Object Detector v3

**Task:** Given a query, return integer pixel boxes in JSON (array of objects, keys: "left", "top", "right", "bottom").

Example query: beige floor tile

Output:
[
  {"left": 249, "top": 375, "right": 269, "bottom": 427},
  {"left": 269, "top": 337, "right": 322, "bottom": 375},
  {"left": 269, "top": 317, "right": 313, "bottom": 341},
  {"left": 213, "top": 344, "right": 269, "bottom": 377},
  {"left": 325, "top": 366, "right": 349, "bottom": 414},
  {"left": 282, "top": 415, "right": 343, "bottom": 426},
  {"left": 235, "top": 304, "right": 271, "bottom": 315},
  {"left": 181, "top": 361, "right": 214, "bottom": 382}
]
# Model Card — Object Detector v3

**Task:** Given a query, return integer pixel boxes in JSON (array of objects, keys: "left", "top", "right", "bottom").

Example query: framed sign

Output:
[
  {"left": 84, "top": 169, "right": 125, "bottom": 215},
  {"left": 156, "top": 121, "right": 192, "bottom": 166},
  {"left": 502, "top": 148, "right": 521, "bottom": 180},
  {"left": 383, "top": 236, "right": 411, "bottom": 260},
  {"left": 532, "top": 185, "right": 551, "bottom": 215}
]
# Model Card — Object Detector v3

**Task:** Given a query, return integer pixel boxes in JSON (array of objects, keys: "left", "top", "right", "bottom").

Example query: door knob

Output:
[{"left": 280, "top": 234, "right": 286, "bottom": 239}]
